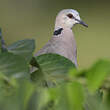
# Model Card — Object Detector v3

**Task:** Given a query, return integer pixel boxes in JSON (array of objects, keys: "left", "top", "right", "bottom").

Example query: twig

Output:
[{"left": 0, "top": 28, "right": 7, "bottom": 52}]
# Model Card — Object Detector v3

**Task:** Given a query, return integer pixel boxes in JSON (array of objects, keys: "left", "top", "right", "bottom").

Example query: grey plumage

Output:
[
  {"left": 35, "top": 9, "right": 88, "bottom": 67},
  {"left": 35, "top": 28, "right": 77, "bottom": 66}
]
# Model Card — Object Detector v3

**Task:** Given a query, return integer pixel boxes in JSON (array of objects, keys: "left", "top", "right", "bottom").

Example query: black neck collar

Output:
[{"left": 53, "top": 28, "right": 63, "bottom": 36}]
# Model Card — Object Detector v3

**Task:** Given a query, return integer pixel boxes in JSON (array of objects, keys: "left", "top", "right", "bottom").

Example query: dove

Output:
[{"left": 35, "top": 9, "right": 88, "bottom": 67}]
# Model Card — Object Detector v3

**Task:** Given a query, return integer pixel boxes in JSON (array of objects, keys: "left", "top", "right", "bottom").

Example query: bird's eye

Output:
[{"left": 67, "top": 13, "right": 73, "bottom": 19}]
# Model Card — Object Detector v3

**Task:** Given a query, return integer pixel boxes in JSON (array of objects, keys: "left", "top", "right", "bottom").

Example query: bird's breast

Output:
[{"left": 52, "top": 31, "right": 77, "bottom": 63}]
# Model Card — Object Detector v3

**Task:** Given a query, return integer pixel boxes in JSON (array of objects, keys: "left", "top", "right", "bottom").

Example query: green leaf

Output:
[
  {"left": 27, "top": 88, "right": 53, "bottom": 110},
  {"left": 8, "top": 39, "right": 35, "bottom": 62},
  {"left": 56, "top": 82, "right": 84, "bottom": 110},
  {"left": 84, "top": 90, "right": 106, "bottom": 110},
  {"left": 0, "top": 52, "right": 29, "bottom": 78},
  {"left": 0, "top": 78, "right": 35, "bottom": 110},
  {"left": 87, "top": 59, "right": 110, "bottom": 92},
  {"left": 0, "top": 52, "right": 30, "bottom": 110},
  {"left": 32, "top": 54, "right": 76, "bottom": 85}
]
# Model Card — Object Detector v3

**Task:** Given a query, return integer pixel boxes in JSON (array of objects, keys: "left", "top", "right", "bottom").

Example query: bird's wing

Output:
[
  {"left": 35, "top": 37, "right": 67, "bottom": 57},
  {"left": 35, "top": 39, "right": 55, "bottom": 56}
]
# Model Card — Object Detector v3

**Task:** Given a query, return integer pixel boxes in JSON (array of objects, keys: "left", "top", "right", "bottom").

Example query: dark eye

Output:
[{"left": 67, "top": 13, "right": 73, "bottom": 19}]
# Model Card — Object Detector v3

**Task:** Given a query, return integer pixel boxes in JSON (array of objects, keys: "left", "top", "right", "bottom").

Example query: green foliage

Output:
[
  {"left": 31, "top": 54, "right": 75, "bottom": 86},
  {"left": 56, "top": 82, "right": 84, "bottom": 110},
  {"left": 0, "top": 52, "right": 29, "bottom": 78},
  {"left": 87, "top": 59, "right": 110, "bottom": 92},
  {"left": 8, "top": 39, "right": 35, "bottom": 62},
  {"left": 0, "top": 31, "right": 110, "bottom": 110}
]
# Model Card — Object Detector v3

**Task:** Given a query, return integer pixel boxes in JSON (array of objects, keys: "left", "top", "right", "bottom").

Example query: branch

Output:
[{"left": 0, "top": 28, "right": 7, "bottom": 52}]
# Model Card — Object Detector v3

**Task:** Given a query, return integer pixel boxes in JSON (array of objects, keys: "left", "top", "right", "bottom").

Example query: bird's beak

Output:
[
  {"left": 79, "top": 20, "right": 88, "bottom": 27},
  {"left": 75, "top": 19, "right": 88, "bottom": 28}
]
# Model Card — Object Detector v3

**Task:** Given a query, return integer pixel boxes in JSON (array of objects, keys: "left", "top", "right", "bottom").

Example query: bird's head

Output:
[{"left": 55, "top": 9, "right": 88, "bottom": 29}]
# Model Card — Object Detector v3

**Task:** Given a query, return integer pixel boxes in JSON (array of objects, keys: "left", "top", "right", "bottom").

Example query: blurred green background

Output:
[{"left": 0, "top": 0, "right": 110, "bottom": 68}]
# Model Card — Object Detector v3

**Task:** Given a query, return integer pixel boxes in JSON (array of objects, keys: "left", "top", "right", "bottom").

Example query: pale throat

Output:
[
  {"left": 54, "top": 23, "right": 74, "bottom": 31},
  {"left": 54, "top": 18, "right": 75, "bottom": 37}
]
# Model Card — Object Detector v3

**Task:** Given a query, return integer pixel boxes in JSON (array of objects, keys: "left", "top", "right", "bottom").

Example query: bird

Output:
[{"left": 35, "top": 9, "right": 88, "bottom": 67}]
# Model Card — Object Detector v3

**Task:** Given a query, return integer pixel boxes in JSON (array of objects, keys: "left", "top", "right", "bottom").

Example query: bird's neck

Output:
[
  {"left": 53, "top": 27, "right": 74, "bottom": 37},
  {"left": 53, "top": 27, "right": 76, "bottom": 46},
  {"left": 53, "top": 28, "right": 63, "bottom": 36}
]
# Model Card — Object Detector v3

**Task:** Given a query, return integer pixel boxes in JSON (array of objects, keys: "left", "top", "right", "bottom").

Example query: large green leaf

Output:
[
  {"left": 8, "top": 39, "right": 35, "bottom": 62},
  {"left": 56, "top": 82, "right": 84, "bottom": 110},
  {"left": 0, "top": 52, "right": 29, "bottom": 78},
  {"left": 31, "top": 54, "right": 76, "bottom": 85},
  {"left": 87, "top": 59, "right": 110, "bottom": 92}
]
